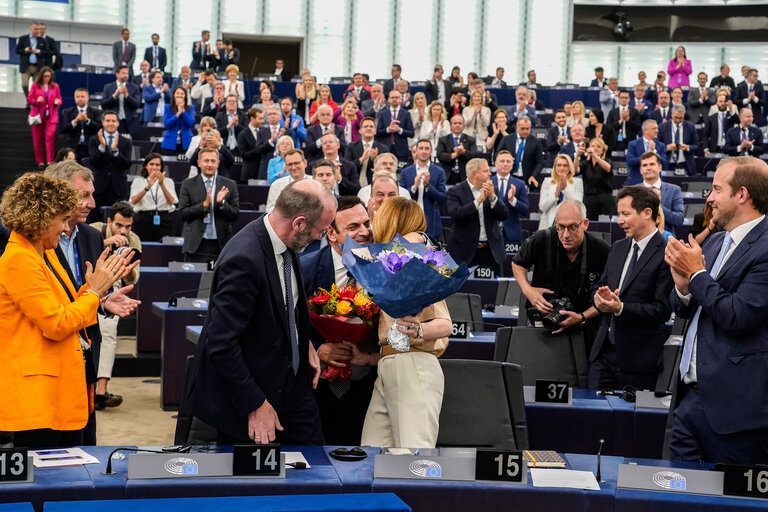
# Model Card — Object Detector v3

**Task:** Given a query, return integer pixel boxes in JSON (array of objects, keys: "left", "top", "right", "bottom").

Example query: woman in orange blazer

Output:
[
  {"left": 0, "top": 172, "right": 136, "bottom": 448},
  {"left": 27, "top": 66, "right": 62, "bottom": 167}
]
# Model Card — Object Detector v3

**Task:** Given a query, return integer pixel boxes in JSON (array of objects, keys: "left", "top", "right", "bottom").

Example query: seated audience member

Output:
[
  {"left": 178, "top": 147, "right": 239, "bottom": 263},
  {"left": 586, "top": 108, "right": 617, "bottom": 154},
  {"left": 437, "top": 115, "right": 480, "bottom": 185},
  {"left": 100, "top": 66, "right": 140, "bottom": 136},
  {"left": 376, "top": 90, "right": 414, "bottom": 165},
  {"left": 267, "top": 135, "right": 296, "bottom": 184},
  {"left": 566, "top": 100, "right": 589, "bottom": 129},
  {"left": 629, "top": 83, "right": 653, "bottom": 117},
  {"left": 358, "top": 156, "right": 410, "bottom": 206},
  {"left": 734, "top": 68, "right": 765, "bottom": 125},
  {"left": 90, "top": 201, "right": 142, "bottom": 409},
  {"left": 650, "top": 91, "right": 673, "bottom": 125},
  {"left": 490, "top": 66, "right": 507, "bottom": 88},
  {"left": 236, "top": 107, "right": 267, "bottom": 182},
  {"left": 319, "top": 132, "right": 359, "bottom": 196},
  {"left": 142, "top": 71, "right": 170, "bottom": 124},
  {"left": 625, "top": 119, "right": 668, "bottom": 185},
  {"left": 724, "top": 108, "right": 765, "bottom": 157},
  {"left": 506, "top": 86, "right": 538, "bottom": 128},
  {"left": 345, "top": 116, "right": 387, "bottom": 187},
  {"left": 0, "top": 172, "right": 134, "bottom": 448},
  {"left": 361, "top": 84, "right": 387, "bottom": 120},
  {"left": 703, "top": 93, "right": 739, "bottom": 155},
  {"left": 580, "top": 138, "right": 614, "bottom": 220},
  {"left": 522, "top": 69, "right": 541, "bottom": 89},
  {"left": 462, "top": 90, "right": 492, "bottom": 149},
  {"left": 61, "top": 88, "right": 101, "bottom": 163},
  {"left": 334, "top": 96, "right": 364, "bottom": 144},
  {"left": 309, "top": 84, "right": 338, "bottom": 125},
  {"left": 279, "top": 96, "right": 307, "bottom": 147},
  {"left": 265, "top": 148, "right": 312, "bottom": 212},
  {"left": 201, "top": 81, "right": 226, "bottom": 117},
  {"left": 306, "top": 104, "right": 346, "bottom": 164},
  {"left": 129, "top": 152, "right": 178, "bottom": 241},
  {"left": 559, "top": 123, "right": 588, "bottom": 168},
  {"left": 688, "top": 72, "right": 716, "bottom": 124},
  {"left": 539, "top": 154, "right": 584, "bottom": 230},
  {"left": 88, "top": 111, "right": 132, "bottom": 220},
  {"left": 216, "top": 94, "right": 246, "bottom": 153},
  {"left": 599, "top": 77, "right": 620, "bottom": 118},
  {"left": 252, "top": 86, "right": 276, "bottom": 112},
  {"left": 170, "top": 66, "right": 194, "bottom": 105},
  {"left": 190, "top": 69, "right": 217, "bottom": 108},
  {"left": 512, "top": 200, "right": 610, "bottom": 352},
  {"left": 659, "top": 104, "right": 699, "bottom": 176},
  {"left": 491, "top": 150, "right": 529, "bottom": 245},
  {"left": 132, "top": 60, "right": 151, "bottom": 88},
  {"left": 311, "top": 158, "right": 338, "bottom": 194},
  {"left": 637, "top": 151, "right": 684, "bottom": 236},
  {"left": 223, "top": 64, "right": 245, "bottom": 109},
  {"left": 162, "top": 87, "right": 195, "bottom": 154},
  {"left": 607, "top": 89, "right": 642, "bottom": 151},
  {"left": 498, "top": 116, "right": 544, "bottom": 190},
  {"left": 446, "top": 157, "right": 508, "bottom": 276},
  {"left": 589, "top": 186, "right": 672, "bottom": 391},
  {"left": 55, "top": 147, "right": 76, "bottom": 162},
  {"left": 545, "top": 109, "right": 570, "bottom": 166},
  {"left": 400, "top": 139, "right": 447, "bottom": 240}
]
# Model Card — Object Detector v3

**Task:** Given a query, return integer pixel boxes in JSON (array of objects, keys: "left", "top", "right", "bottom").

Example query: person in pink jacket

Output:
[
  {"left": 27, "top": 66, "right": 62, "bottom": 167},
  {"left": 667, "top": 46, "right": 693, "bottom": 88}
]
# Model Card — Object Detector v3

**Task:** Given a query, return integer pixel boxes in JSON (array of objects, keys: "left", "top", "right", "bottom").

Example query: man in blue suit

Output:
[
  {"left": 101, "top": 66, "right": 141, "bottom": 136},
  {"left": 629, "top": 83, "right": 653, "bottom": 116},
  {"left": 143, "top": 34, "right": 167, "bottom": 72},
  {"left": 666, "top": 156, "right": 768, "bottom": 464},
  {"left": 649, "top": 91, "right": 673, "bottom": 125},
  {"left": 625, "top": 119, "right": 668, "bottom": 185},
  {"left": 590, "top": 186, "right": 673, "bottom": 390},
  {"left": 638, "top": 152, "right": 685, "bottom": 236},
  {"left": 505, "top": 86, "right": 538, "bottom": 129},
  {"left": 375, "top": 90, "right": 414, "bottom": 165},
  {"left": 193, "top": 179, "right": 337, "bottom": 444},
  {"left": 724, "top": 108, "right": 765, "bottom": 158},
  {"left": 659, "top": 105, "right": 700, "bottom": 177},
  {"left": 141, "top": 71, "right": 170, "bottom": 124},
  {"left": 491, "top": 150, "right": 529, "bottom": 246},
  {"left": 399, "top": 139, "right": 447, "bottom": 240}
]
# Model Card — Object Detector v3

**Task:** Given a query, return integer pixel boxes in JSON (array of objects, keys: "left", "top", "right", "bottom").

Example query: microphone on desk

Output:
[
  {"left": 168, "top": 287, "right": 212, "bottom": 307},
  {"left": 596, "top": 438, "right": 605, "bottom": 483},
  {"left": 101, "top": 445, "right": 190, "bottom": 475}
]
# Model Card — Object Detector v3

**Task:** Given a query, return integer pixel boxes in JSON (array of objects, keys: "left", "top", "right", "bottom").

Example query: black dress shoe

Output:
[{"left": 95, "top": 392, "right": 123, "bottom": 409}]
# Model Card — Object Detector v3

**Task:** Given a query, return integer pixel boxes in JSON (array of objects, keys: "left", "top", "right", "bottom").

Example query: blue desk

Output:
[
  {"left": 606, "top": 396, "right": 668, "bottom": 460},
  {"left": 0, "top": 505, "right": 34, "bottom": 512},
  {"left": 442, "top": 332, "right": 496, "bottom": 360}
]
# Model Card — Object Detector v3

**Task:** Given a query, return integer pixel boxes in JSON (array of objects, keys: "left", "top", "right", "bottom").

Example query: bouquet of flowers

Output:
[
  {"left": 342, "top": 234, "right": 474, "bottom": 351},
  {"left": 307, "top": 283, "right": 379, "bottom": 381}
]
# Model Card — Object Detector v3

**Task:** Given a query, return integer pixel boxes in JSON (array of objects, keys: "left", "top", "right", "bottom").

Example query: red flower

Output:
[
  {"left": 310, "top": 293, "right": 331, "bottom": 305},
  {"left": 337, "top": 286, "right": 357, "bottom": 300}
]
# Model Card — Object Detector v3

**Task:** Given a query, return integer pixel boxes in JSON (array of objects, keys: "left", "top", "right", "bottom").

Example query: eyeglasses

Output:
[
  {"left": 284, "top": 161, "right": 303, "bottom": 167},
  {"left": 555, "top": 223, "right": 583, "bottom": 234}
]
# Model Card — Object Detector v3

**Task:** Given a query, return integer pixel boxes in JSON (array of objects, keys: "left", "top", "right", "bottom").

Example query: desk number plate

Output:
[
  {"left": 451, "top": 321, "right": 469, "bottom": 339},
  {"left": 723, "top": 464, "right": 768, "bottom": 499},
  {"left": 475, "top": 449, "right": 525, "bottom": 483},
  {"left": 233, "top": 444, "right": 281, "bottom": 476},
  {"left": 0, "top": 448, "right": 31, "bottom": 483},
  {"left": 534, "top": 380, "right": 569, "bottom": 403}
]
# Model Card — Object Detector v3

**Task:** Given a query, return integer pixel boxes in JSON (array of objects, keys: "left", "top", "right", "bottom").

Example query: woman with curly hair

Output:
[{"left": 0, "top": 172, "right": 136, "bottom": 448}]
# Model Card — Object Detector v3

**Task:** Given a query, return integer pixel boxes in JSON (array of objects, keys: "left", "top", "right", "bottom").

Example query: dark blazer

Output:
[
  {"left": 545, "top": 125, "right": 569, "bottom": 165},
  {"left": 628, "top": 97, "right": 653, "bottom": 118},
  {"left": 558, "top": 141, "right": 588, "bottom": 169},
  {"left": 237, "top": 126, "right": 272, "bottom": 182},
  {"left": 300, "top": 244, "right": 335, "bottom": 301},
  {"left": 625, "top": 138, "right": 668, "bottom": 185},
  {"left": 382, "top": 79, "right": 398, "bottom": 97},
  {"left": 143, "top": 46, "right": 167, "bottom": 72},
  {"left": 189, "top": 146, "right": 235, "bottom": 179},
  {"left": 201, "top": 97, "right": 225, "bottom": 117},
  {"left": 305, "top": 124, "right": 346, "bottom": 164},
  {"left": 399, "top": 163, "right": 448, "bottom": 239},
  {"left": 703, "top": 111, "right": 739, "bottom": 153},
  {"left": 344, "top": 87, "right": 371, "bottom": 102},
  {"left": 275, "top": 68, "right": 291, "bottom": 82},
  {"left": 375, "top": 108, "right": 415, "bottom": 163},
  {"left": 215, "top": 109, "right": 247, "bottom": 148},
  {"left": 591, "top": 78, "right": 608, "bottom": 88},
  {"left": 254, "top": 125, "right": 294, "bottom": 180},
  {"left": 645, "top": 86, "right": 669, "bottom": 106},
  {"left": 585, "top": 123, "right": 617, "bottom": 153},
  {"left": 504, "top": 104, "right": 538, "bottom": 127},
  {"left": 344, "top": 139, "right": 388, "bottom": 185},
  {"left": 190, "top": 41, "right": 212, "bottom": 70},
  {"left": 658, "top": 119, "right": 700, "bottom": 176},
  {"left": 100, "top": 81, "right": 141, "bottom": 134},
  {"left": 193, "top": 216, "right": 313, "bottom": 441},
  {"left": 733, "top": 81, "right": 766, "bottom": 125},
  {"left": 425, "top": 79, "right": 453, "bottom": 104},
  {"left": 178, "top": 173, "right": 240, "bottom": 254},
  {"left": 724, "top": 125, "right": 765, "bottom": 157},
  {"left": 436, "top": 133, "right": 480, "bottom": 185},
  {"left": 446, "top": 180, "right": 509, "bottom": 267},
  {"left": 671, "top": 219, "right": 768, "bottom": 434},
  {"left": 88, "top": 134, "right": 132, "bottom": 198},
  {"left": 590, "top": 231, "right": 673, "bottom": 374},
  {"left": 649, "top": 107, "right": 673, "bottom": 125},
  {"left": 15, "top": 33, "right": 49, "bottom": 72},
  {"left": 60, "top": 105, "right": 101, "bottom": 150},
  {"left": 606, "top": 106, "right": 642, "bottom": 145},
  {"left": 39, "top": 35, "right": 60, "bottom": 69},
  {"left": 131, "top": 74, "right": 151, "bottom": 88},
  {"left": 336, "top": 158, "right": 361, "bottom": 196},
  {"left": 497, "top": 134, "right": 544, "bottom": 183},
  {"left": 141, "top": 85, "right": 171, "bottom": 123},
  {"left": 112, "top": 40, "right": 136, "bottom": 70},
  {"left": 491, "top": 174, "right": 529, "bottom": 244},
  {"left": 219, "top": 48, "right": 240, "bottom": 72}
]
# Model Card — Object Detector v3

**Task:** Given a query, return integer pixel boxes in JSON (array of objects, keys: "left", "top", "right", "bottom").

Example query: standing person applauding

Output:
[
  {"left": 28, "top": 66, "right": 61, "bottom": 168},
  {"left": 0, "top": 172, "right": 136, "bottom": 448},
  {"left": 130, "top": 153, "right": 178, "bottom": 241},
  {"left": 539, "top": 154, "right": 584, "bottom": 230},
  {"left": 162, "top": 87, "right": 195, "bottom": 154},
  {"left": 667, "top": 46, "right": 692, "bottom": 88}
]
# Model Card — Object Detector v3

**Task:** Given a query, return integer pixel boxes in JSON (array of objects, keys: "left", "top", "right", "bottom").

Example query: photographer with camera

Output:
[
  {"left": 512, "top": 200, "right": 610, "bottom": 354},
  {"left": 90, "top": 201, "right": 142, "bottom": 409}
]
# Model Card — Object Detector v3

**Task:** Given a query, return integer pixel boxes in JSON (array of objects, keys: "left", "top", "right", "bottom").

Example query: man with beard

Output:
[{"left": 194, "top": 179, "right": 337, "bottom": 444}]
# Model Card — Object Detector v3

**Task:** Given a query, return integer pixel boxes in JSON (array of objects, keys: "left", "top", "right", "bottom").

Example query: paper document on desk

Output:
[
  {"left": 530, "top": 468, "right": 600, "bottom": 490},
  {"left": 31, "top": 447, "right": 100, "bottom": 468},
  {"left": 285, "top": 451, "right": 310, "bottom": 469}
]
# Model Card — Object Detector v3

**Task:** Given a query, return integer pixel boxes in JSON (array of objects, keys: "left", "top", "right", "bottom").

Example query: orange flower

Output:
[
  {"left": 353, "top": 294, "right": 371, "bottom": 307},
  {"left": 335, "top": 300, "right": 353, "bottom": 315}
]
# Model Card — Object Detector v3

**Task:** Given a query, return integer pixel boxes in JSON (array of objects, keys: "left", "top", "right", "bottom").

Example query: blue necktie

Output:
[
  {"left": 283, "top": 250, "right": 300, "bottom": 374},
  {"left": 499, "top": 177, "right": 507, "bottom": 201},
  {"left": 679, "top": 232, "right": 733, "bottom": 378},
  {"left": 513, "top": 139, "right": 525, "bottom": 176}
]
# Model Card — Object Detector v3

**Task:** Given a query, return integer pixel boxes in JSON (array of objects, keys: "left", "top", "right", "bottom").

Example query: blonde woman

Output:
[
  {"left": 419, "top": 101, "right": 451, "bottom": 158},
  {"left": 567, "top": 100, "right": 590, "bottom": 129},
  {"left": 309, "top": 85, "right": 338, "bottom": 125},
  {"left": 333, "top": 96, "right": 364, "bottom": 142},
  {"left": 462, "top": 90, "right": 492, "bottom": 147},
  {"left": 538, "top": 154, "right": 584, "bottom": 229},
  {"left": 267, "top": 135, "right": 296, "bottom": 183},
  {"left": 409, "top": 92, "right": 429, "bottom": 145},
  {"left": 295, "top": 72, "right": 319, "bottom": 124},
  {"left": 223, "top": 64, "right": 245, "bottom": 109}
]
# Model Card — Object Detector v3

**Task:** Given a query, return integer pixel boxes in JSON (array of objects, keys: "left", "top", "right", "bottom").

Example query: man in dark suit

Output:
[
  {"left": 190, "top": 30, "right": 213, "bottom": 71},
  {"left": 215, "top": 94, "right": 247, "bottom": 154},
  {"left": 375, "top": 90, "right": 414, "bottom": 165},
  {"left": 256, "top": 105, "right": 293, "bottom": 180},
  {"left": 132, "top": 60, "right": 151, "bottom": 89},
  {"left": 446, "top": 158, "right": 508, "bottom": 275},
  {"left": 101, "top": 66, "right": 141, "bottom": 136},
  {"left": 37, "top": 23, "right": 60, "bottom": 70},
  {"left": 305, "top": 105, "right": 346, "bottom": 164},
  {"left": 659, "top": 105, "right": 700, "bottom": 177},
  {"left": 178, "top": 147, "right": 240, "bottom": 263},
  {"left": 625, "top": 119, "right": 668, "bottom": 185},
  {"left": 491, "top": 150, "right": 529, "bottom": 245},
  {"left": 16, "top": 22, "right": 48, "bottom": 95},
  {"left": 734, "top": 69, "right": 766, "bottom": 126},
  {"left": 193, "top": 179, "right": 336, "bottom": 444},
  {"left": 590, "top": 67, "right": 607, "bottom": 88},
  {"left": 629, "top": 83, "right": 653, "bottom": 117},
  {"left": 608, "top": 90, "right": 643, "bottom": 151},
  {"left": 687, "top": 72, "right": 716, "bottom": 125},
  {"left": 498, "top": 117, "right": 544, "bottom": 190},
  {"left": 318, "top": 132, "right": 359, "bottom": 196},
  {"left": 273, "top": 59, "right": 291, "bottom": 82},
  {"left": 649, "top": 91, "right": 673, "bottom": 125},
  {"left": 589, "top": 186, "right": 673, "bottom": 391},
  {"left": 219, "top": 40, "right": 240, "bottom": 70},
  {"left": 505, "top": 86, "right": 538, "bottom": 128},
  {"left": 344, "top": 73, "right": 372, "bottom": 103},
  {"left": 488, "top": 66, "right": 507, "bottom": 88},
  {"left": 645, "top": 72, "right": 668, "bottom": 107},
  {"left": 400, "top": 139, "right": 447, "bottom": 240},
  {"left": 383, "top": 64, "right": 403, "bottom": 97},
  {"left": 61, "top": 88, "right": 102, "bottom": 163},
  {"left": 703, "top": 94, "right": 739, "bottom": 155},
  {"left": 545, "top": 110, "right": 570, "bottom": 166},
  {"left": 300, "top": 196, "right": 377, "bottom": 445},
  {"left": 437, "top": 115, "right": 480, "bottom": 185},
  {"left": 666, "top": 156, "right": 768, "bottom": 464},
  {"left": 171, "top": 66, "right": 194, "bottom": 105},
  {"left": 201, "top": 82, "right": 226, "bottom": 117},
  {"left": 237, "top": 107, "right": 268, "bottom": 182},
  {"left": 425, "top": 64, "right": 452, "bottom": 105},
  {"left": 143, "top": 33, "right": 167, "bottom": 72},
  {"left": 87, "top": 111, "right": 132, "bottom": 222},
  {"left": 112, "top": 28, "right": 135, "bottom": 73},
  {"left": 345, "top": 116, "right": 387, "bottom": 187},
  {"left": 558, "top": 123, "right": 588, "bottom": 169},
  {"left": 638, "top": 151, "right": 685, "bottom": 236},
  {"left": 724, "top": 108, "right": 765, "bottom": 158}
]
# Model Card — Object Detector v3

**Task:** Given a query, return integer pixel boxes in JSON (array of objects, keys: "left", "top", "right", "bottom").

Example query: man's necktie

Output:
[
  {"left": 499, "top": 177, "right": 507, "bottom": 200},
  {"left": 610, "top": 243, "right": 639, "bottom": 344},
  {"left": 513, "top": 139, "right": 525, "bottom": 176},
  {"left": 283, "top": 250, "right": 300, "bottom": 374},
  {"left": 228, "top": 117, "right": 236, "bottom": 149},
  {"left": 107, "top": 134, "right": 114, "bottom": 150},
  {"left": 720, "top": 113, "right": 727, "bottom": 146},
  {"left": 153, "top": 47, "right": 158, "bottom": 69},
  {"left": 662, "top": 108, "right": 667, "bottom": 119},
  {"left": 204, "top": 178, "right": 215, "bottom": 239},
  {"left": 391, "top": 109, "right": 398, "bottom": 144},
  {"left": 122, "top": 42, "right": 128, "bottom": 64},
  {"left": 679, "top": 232, "right": 732, "bottom": 377},
  {"left": 676, "top": 125, "right": 683, "bottom": 162},
  {"left": 360, "top": 142, "right": 371, "bottom": 187}
]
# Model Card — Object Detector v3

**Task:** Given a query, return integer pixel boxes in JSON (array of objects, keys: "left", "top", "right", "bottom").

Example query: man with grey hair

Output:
[
  {"left": 446, "top": 158, "right": 509, "bottom": 275},
  {"left": 357, "top": 153, "right": 410, "bottom": 205},
  {"left": 626, "top": 118, "right": 668, "bottom": 185},
  {"left": 215, "top": 93, "right": 246, "bottom": 153},
  {"left": 305, "top": 104, "right": 346, "bottom": 164},
  {"left": 659, "top": 104, "right": 700, "bottom": 176},
  {"left": 319, "top": 132, "right": 359, "bottom": 196},
  {"left": 194, "top": 179, "right": 337, "bottom": 445},
  {"left": 512, "top": 199, "right": 610, "bottom": 349},
  {"left": 505, "top": 86, "right": 538, "bottom": 128}
]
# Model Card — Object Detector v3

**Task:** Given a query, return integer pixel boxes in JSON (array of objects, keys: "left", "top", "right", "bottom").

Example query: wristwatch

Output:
[
  {"left": 144, "top": 186, "right": 151, "bottom": 192},
  {"left": 417, "top": 324, "right": 424, "bottom": 339},
  {"left": 580, "top": 312, "right": 587, "bottom": 325}
]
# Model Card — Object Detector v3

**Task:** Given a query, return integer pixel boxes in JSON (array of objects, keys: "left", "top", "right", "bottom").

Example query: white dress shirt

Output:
[{"left": 468, "top": 181, "right": 498, "bottom": 242}]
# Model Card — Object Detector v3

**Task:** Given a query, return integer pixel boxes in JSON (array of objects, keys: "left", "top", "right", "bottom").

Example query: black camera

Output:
[
  {"left": 657, "top": 73, "right": 663, "bottom": 79},
  {"left": 527, "top": 296, "right": 574, "bottom": 331}
]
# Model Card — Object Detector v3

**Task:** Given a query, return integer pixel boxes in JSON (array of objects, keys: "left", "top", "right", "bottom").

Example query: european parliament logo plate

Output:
[
  {"left": 617, "top": 464, "right": 724, "bottom": 496},
  {"left": 374, "top": 454, "right": 476, "bottom": 481}
]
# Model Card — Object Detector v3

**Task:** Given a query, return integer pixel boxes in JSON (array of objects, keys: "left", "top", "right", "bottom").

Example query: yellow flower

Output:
[
  {"left": 353, "top": 294, "right": 371, "bottom": 307},
  {"left": 336, "top": 300, "right": 353, "bottom": 315}
]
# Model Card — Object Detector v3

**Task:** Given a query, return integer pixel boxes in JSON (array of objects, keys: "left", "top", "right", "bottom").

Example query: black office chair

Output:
[
  {"left": 437, "top": 359, "right": 528, "bottom": 450},
  {"left": 662, "top": 340, "right": 685, "bottom": 460},
  {"left": 685, "top": 203, "right": 705, "bottom": 219},
  {"left": 494, "top": 326, "right": 589, "bottom": 388},
  {"left": 655, "top": 341, "right": 683, "bottom": 395},
  {"left": 495, "top": 279, "right": 522, "bottom": 309},
  {"left": 445, "top": 292, "right": 484, "bottom": 331},
  {"left": 670, "top": 314, "right": 687, "bottom": 336},
  {"left": 174, "top": 355, "right": 217, "bottom": 445}
]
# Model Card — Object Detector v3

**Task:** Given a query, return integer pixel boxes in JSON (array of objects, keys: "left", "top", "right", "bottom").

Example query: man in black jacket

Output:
[
  {"left": 16, "top": 22, "right": 49, "bottom": 95},
  {"left": 60, "top": 88, "right": 102, "bottom": 163}
]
